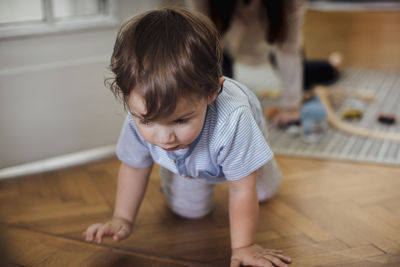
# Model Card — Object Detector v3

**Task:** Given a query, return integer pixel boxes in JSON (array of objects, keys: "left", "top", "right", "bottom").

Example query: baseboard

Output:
[{"left": 0, "top": 145, "right": 116, "bottom": 180}]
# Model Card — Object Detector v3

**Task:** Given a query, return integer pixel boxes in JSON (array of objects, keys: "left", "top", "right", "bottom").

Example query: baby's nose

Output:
[{"left": 157, "top": 126, "right": 176, "bottom": 144}]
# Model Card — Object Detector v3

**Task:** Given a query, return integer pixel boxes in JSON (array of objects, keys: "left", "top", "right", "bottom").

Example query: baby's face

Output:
[{"left": 127, "top": 92, "right": 209, "bottom": 151}]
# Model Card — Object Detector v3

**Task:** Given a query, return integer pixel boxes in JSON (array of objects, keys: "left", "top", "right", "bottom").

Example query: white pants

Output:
[{"left": 161, "top": 159, "right": 281, "bottom": 219}]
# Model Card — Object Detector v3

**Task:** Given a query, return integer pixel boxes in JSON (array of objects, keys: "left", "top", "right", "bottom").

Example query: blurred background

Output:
[
  {"left": 0, "top": 0, "right": 159, "bottom": 173},
  {"left": 0, "top": 0, "right": 399, "bottom": 175}
]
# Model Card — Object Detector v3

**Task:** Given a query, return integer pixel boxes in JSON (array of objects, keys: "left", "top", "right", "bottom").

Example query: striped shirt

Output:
[{"left": 116, "top": 78, "right": 273, "bottom": 183}]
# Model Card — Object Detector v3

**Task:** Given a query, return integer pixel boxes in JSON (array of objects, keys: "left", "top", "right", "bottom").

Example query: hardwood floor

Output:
[
  {"left": 1, "top": 157, "right": 399, "bottom": 266},
  {"left": 0, "top": 224, "right": 193, "bottom": 267},
  {"left": 1, "top": 9, "right": 400, "bottom": 267}
]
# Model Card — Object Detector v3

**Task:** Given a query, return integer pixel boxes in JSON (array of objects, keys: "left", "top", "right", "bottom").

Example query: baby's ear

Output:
[
  {"left": 218, "top": 76, "right": 225, "bottom": 87},
  {"left": 208, "top": 77, "right": 225, "bottom": 104},
  {"left": 208, "top": 91, "right": 218, "bottom": 104}
]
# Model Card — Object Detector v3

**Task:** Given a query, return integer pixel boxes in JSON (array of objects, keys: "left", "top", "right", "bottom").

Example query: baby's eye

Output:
[
  {"left": 140, "top": 119, "right": 152, "bottom": 125},
  {"left": 174, "top": 118, "right": 188, "bottom": 124}
]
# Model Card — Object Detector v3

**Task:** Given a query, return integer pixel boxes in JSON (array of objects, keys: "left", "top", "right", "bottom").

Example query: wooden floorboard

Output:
[
  {"left": 1, "top": 156, "right": 399, "bottom": 266},
  {"left": 0, "top": 223, "right": 204, "bottom": 267}
]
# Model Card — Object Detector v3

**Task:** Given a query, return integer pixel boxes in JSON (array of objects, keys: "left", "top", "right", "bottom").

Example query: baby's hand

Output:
[
  {"left": 83, "top": 217, "right": 132, "bottom": 244},
  {"left": 231, "top": 244, "right": 292, "bottom": 267}
]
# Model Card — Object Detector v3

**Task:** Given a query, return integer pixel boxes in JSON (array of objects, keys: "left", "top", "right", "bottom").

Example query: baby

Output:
[{"left": 83, "top": 7, "right": 291, "bottom": 267}]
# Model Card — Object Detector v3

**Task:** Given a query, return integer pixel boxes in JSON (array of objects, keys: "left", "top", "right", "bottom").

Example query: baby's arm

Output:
[
  {"left": 228, "top": 170, "right": 291, "bottom": 267},
  {"left": 83, "top": 162, "right": 153, "bottom": 243}
]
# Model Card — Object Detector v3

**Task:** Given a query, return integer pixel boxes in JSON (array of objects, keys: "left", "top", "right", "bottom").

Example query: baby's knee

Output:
[
  {"left": 168, "top": 203, "right": 213, "bottom": 219},
  {"left": 257, "top": 184, "right": 280, "bottom": 202},
  {"left": 161, "top": 169, "right": 214, "bottom": 219},
  {"left": 257, "top": 160, "right": 282, "bottom": 202}
]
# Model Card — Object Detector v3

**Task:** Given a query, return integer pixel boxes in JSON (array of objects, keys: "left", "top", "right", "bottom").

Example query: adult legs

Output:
[{"left": 270, "top": 51, "right": 340, "bottom": 91}]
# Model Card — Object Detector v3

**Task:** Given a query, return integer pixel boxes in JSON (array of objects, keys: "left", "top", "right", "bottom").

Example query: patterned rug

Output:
[{"left": 235, "top": 63, "right": 400, "bottom": 166}]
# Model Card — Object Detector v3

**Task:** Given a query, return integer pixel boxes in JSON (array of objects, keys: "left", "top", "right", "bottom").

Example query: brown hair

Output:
[{"left": 107, "top": 7, "right": 222, "bottom": 121}]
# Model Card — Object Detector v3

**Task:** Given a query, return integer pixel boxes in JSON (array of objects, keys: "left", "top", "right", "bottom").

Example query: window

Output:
[
  {"left": 0, "top": 0, "right": 118, "bottom": 39},
  {"left": 52, "top": 0, "right": 106, "bottom": 19},
  {"left": 0, "top": 0, "right": 43, "bottom": 25}
]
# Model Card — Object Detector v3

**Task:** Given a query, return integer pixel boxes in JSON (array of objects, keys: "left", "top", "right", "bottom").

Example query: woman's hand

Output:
[
  {"left": 83, "top": 216, "right": 132, "bottom": 244},
  {"left": 231, "top": 244, "right": 292, "bottom": 267}
]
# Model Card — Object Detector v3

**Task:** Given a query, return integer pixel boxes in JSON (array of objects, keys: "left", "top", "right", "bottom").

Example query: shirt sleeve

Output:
[
  {"left": 216, "top": 106, "right": 274, "bottom": 181},
  {"left": 116, "top": 116, "right": 153, "bottom": 168}
]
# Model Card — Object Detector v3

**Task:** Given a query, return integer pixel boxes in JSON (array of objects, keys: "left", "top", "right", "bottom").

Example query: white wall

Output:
[{"left": 0, "top": 0, "right": 160, "bottom": 169}]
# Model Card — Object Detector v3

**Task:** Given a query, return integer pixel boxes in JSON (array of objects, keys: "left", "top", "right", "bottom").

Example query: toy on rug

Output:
[
  {"left": 316, "top": 86, "right": 400, "bottom": 141},
  {"left": 342, "top": 98, "right": 366, "bottom": 120},
  {"left": 342, "top": 109, "right": 363, "bottom": 120},
  {"left": 378, "top": 113, "right": 396, "bottom": 125},
  {"left": 265, "top": 106, "right": 279, "bottom": 120},
  {"left": 300, "top": 96, "right": 328, "bottom": 143}
]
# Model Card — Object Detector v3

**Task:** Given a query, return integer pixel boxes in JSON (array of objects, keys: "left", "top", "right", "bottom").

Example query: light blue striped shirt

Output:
[{"left": 116, "top": 78, "right": 273, "bottom": 183}]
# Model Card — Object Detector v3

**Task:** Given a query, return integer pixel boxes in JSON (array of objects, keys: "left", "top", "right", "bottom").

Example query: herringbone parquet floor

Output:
[{"left": 1, "top": 156, "right": 399, "bottom": 266}]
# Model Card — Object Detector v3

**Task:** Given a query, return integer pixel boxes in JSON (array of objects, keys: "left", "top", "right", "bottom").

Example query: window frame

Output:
[{"left": 0, "top": 0, "right": 119, "bottom": 39}]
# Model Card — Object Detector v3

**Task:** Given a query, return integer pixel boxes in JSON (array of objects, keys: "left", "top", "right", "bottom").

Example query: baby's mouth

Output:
[{"left": 161, "top": 145, "right": 180, "bottom": 151}]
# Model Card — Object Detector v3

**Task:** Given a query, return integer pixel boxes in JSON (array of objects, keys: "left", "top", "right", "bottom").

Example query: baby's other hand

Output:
[
  {"left": 231, "top": 244, "right": 292, "bottom": 267},
  {"left": 83, "top": 217, "right": 132, "bottom": 244}
]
